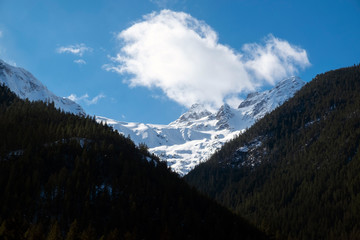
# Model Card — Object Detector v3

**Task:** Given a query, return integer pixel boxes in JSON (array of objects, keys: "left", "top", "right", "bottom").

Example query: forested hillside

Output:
[
  {"left": 186, "top": 65, "right": 360, "bottom": 239},
  {"left": 0, "top": 84, "right": 267, "bottom": 240}
]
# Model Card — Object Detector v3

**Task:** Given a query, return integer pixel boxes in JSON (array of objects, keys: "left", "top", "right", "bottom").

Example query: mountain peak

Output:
[
  {"left": 173, "top": 103, "right": 213, "bottom": 124},
  {"left": 216, "top": 103, "right": 235, "bottom": 130},
  {"left": 216, "top": 103, "right": 232, "bottom": 119},
  {"left": 275, "top": 76, "right": 305, "bottom": 89},
  {"left": 0, "top": 59, "right": 85, "bottom": 115},
  {"left": 238, "top": 76, "right": 305, "bottom": 120}
]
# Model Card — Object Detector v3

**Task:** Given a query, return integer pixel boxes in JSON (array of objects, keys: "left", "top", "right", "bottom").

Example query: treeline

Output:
[
  {"left": 186, "top": 64, "right": 360, "bottom": 239},
  {"left": 0, "top": 84, "right": 267, "bottom": 240}
]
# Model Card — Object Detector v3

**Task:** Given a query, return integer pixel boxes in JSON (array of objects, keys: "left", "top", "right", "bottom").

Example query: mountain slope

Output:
[
  {"left": 185, "top": 65, "right": 360, "bottom": 239},
  {"left": 0, "top": 84, "right": 267, "bottom": 240},
  {"left": 0, "top": 59, "right": 84, "bottom": 115},
  {"left": 98, "top": 76, "right": 305, "bottom": 175}
]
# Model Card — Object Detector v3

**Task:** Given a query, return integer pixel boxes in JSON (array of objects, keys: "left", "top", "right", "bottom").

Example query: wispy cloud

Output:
[
  {"left": 74, "top": 59, "right": 86, "bottom": 65},
  {"left": 0, "top": 31, "right": 3, "bottom": 38},
  {"left": 226, "top": 96, "right": 244, "bottom": 109},
  {"left": 57, "top": 43, "right": 92, "bottom": 57},
  {"left": 105, "top": 10, "right": 310, "bottom": 109},
  {"left": 68, "top": 93, "right": 105, "bottom": 105},
  {"left": 150, "top": 0, "right": 182, "bottom": 8},
  {"left": 242, "top": 35, "right": 310, "bottom": 85}
]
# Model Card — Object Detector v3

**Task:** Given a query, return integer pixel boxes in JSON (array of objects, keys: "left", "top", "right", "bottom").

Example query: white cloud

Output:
[
  {"left": 0, "top": 31, "right": 3, "bottom": 38},
  {"left": 68, "top": 93, "right": 105, "bottom": 105},
  {"left": 74, "top": 59, "right": 86, "bottom": 65},
  {"left": 242, "top": 35, "right": 310, "bottom": 85},
  {"left": 57, "top": 43, "right": 92, "bottom": 56},
  {"left": 105, "top": 10, "right": 310, "bottom": 109}
]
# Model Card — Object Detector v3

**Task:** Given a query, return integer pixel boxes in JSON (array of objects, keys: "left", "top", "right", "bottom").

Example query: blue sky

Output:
[{"left": 0, "top": 0, "right": 359, "bottom": 124}]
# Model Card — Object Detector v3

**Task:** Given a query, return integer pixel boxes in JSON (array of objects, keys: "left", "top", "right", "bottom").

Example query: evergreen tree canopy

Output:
[
  {"left": 0, "top": 84, "right": 266, "bottom": 240},
  {"left": 186, "top": 64, "right": 360, "bottom": 240}
]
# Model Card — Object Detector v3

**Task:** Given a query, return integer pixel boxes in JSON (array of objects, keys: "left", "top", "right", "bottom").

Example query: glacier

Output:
[{"left": 98, "top": 76, "right": 305, "bottom": 176}]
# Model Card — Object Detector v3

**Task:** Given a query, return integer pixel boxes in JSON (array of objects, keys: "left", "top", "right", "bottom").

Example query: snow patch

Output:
[
  {"left": 0, "top": 59, "right": 85, "bottom": 115},
  {"left": 96, "top": 76, "right": 304, "bottom": 176}
]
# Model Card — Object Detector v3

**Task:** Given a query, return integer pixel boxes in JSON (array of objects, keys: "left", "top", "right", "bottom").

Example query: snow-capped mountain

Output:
[
  {"left": 238, "top": 76, "right": 305, "bottom": 120},
  {"left": 0, "top": 59, "right": 84, "bottom": 115},
  {"left": 98, "top": 76, "right": 305, "bottom": 176},
  {"left": 0, "top": 58, "right": 305, "bottom": 175}
]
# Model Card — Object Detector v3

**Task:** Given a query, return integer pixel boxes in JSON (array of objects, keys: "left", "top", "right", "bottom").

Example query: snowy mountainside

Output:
[
  {"left": 238, "top": 76, "right": 305, "bottom": 120},
  {"left": 97, "top": 109, "right": 243, "bottom": 176},
  {"left": 98, "top": 76, "right": 305, "bottom": 176},
  {"left": 0, "top": 59, "right": 84, "bottom": 115}
]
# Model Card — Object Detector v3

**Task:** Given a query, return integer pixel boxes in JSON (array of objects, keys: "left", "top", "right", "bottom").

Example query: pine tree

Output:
[
  {"left": 24, "top": 223, "right": 45, "bottom": 240},
  {"left": 46, "top": 221, "right": 62, "bottom": 240},
  {"left": 65, "top": 220, "right": 79, "bottom": 240},
  {"left": 79, "top": 225, "right": 96, "bottom": 240}
]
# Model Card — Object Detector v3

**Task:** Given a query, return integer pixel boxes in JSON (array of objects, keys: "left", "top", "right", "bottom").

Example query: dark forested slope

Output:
[
  {"left": 0, "top": 84, "right": 266, "bottom": 240},
  {"left": 185, "top": 65, "right": 360, "bottom": 240}
]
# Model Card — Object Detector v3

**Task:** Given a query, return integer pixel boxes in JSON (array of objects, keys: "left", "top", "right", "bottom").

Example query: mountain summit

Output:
[
  {"left": 0, "top": 59, "right": 84, "bottom": 115},
  {"left": 171, "top": 103, "right": 213, "bottom": 125},
  {"left": 98, "top": 76, "right": 305, "bottom": 176},
  {"left": 238, "top": 76, "right": 305, "bottom": 120}
]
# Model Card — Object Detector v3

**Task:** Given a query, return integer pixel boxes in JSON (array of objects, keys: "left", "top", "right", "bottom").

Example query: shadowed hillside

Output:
[
  {"left": 0, "top": 84, "right": 267, "bottom": 240},
  {"left": 186, "top": 65, "right": 360, "bottom": 239}
]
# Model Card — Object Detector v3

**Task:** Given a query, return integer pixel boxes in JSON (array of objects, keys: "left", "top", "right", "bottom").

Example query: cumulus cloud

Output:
[
  {"left": 57, "top": 43, "right": 92, "bottom": 56},
  {"left": 68, "top": 93, "right": 105, "bottom": 105},
  {"left": 74, "top": 59, "right": 86, "bottom": 65},
  {"left": 105, "top": 10, "right": 310, "bottom": 109}
]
